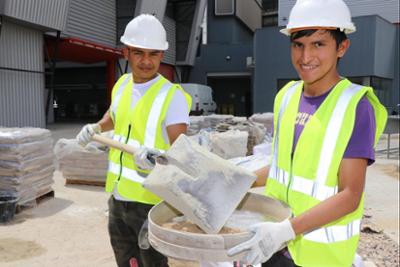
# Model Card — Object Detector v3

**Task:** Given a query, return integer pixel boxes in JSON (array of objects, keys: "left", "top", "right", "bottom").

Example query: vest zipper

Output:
[
  {"left": 287, "top": 154, "right": 294, "bottom": 205},
  {"left": 117, "top": 124, "right": 132, "bottom": 182}
]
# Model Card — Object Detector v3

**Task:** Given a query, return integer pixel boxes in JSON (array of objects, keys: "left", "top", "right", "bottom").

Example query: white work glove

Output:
[
  {"left": 134, "top": 146, "right": 162, "bottom": 170},
  {"left": 227, "top": 219, "right": 295, "bottom": 265},
  {"left": 76, "top": 123, "right": 101, "bottom": 147}
]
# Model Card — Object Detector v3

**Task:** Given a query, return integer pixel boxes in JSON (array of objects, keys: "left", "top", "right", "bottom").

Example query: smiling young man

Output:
[
  {"left": 76, "top": 14, "right": 191, "bottom": 267},
  {"left": 228, "top": 1, "right": 387, "bottom": 266}
]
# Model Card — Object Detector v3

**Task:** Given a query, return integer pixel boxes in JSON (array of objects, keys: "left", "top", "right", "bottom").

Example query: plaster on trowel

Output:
[
  {"left": 91, "top": 134, "right": 257, "bottom": 234},
  {"left": 143, "top": 134, "right": 257, "bottom": 234}
]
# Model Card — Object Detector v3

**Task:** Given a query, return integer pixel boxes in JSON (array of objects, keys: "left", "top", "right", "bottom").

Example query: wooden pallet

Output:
[
  {"left": 65, "top": 179, "right": 105, "bottom": 187},
  {"left": 15, "top": 190, "right": 55, "bottom": 214}
]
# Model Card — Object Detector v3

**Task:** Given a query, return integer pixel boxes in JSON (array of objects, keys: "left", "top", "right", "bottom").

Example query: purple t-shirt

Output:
[{"left": 293, "top": 89, "right": 376, "bottom": 165}]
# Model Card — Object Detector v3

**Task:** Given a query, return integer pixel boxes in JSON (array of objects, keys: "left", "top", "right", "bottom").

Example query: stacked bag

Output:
[
  {"left": 54, "top": 138, "right": 109, "bottom": 184},
  {"left": 0, "top": 128, "right": 55, "bottom": 206}
]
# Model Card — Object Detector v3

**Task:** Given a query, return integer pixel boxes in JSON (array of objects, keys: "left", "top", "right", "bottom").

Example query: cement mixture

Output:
[{"left": 160, "top": 209, "right": 271, "bottom": 235}]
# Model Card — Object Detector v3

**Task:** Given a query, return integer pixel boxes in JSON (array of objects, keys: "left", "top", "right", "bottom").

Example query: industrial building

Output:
[{"left": 0, "top": 0, "right": 399, "bottom": 127}]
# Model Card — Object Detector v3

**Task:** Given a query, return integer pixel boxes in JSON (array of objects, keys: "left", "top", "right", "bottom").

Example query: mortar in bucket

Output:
[
  {"left": 148, "top": 192, "right": 291, "bottom": 262},
  {"left": 0, "top": 195, "right": 18, "bottom": 223}
]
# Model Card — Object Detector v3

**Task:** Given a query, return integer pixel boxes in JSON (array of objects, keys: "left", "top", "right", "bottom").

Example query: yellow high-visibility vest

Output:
[
  {"left": 106, "top": 74, "right": 191, "bottom": 205},
  {"left": 266, "top": 79, "right": 387, "bottom": 267}
]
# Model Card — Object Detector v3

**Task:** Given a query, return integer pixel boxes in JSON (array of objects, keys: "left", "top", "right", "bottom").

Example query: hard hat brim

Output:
[
  {"left": 120, "top": 37, "right": 169, "bottom": 51},
  {"left": 280, "top": 26, "right": 355, "bottom": 36}
]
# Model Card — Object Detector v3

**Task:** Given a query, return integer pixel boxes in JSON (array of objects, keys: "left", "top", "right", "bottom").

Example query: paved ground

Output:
[
  {"left": 0, "top": 123, "right": 398, "bottom": 267},
  {"left": 369, "top": 134, "right": 399, "bottom": 243}
]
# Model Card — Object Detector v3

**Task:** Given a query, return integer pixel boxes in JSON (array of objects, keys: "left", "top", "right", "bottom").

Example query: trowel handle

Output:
[{"left": 92, "top": 134, "right": 138, "bottom": 155}]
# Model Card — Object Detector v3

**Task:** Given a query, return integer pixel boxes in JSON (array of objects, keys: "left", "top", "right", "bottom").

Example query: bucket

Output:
[
  {"left": 0, "top": 196, "right": 18, "bottom": 223},
  {"left": 148, "top": 192, "right": 291, "bottom": 262}
]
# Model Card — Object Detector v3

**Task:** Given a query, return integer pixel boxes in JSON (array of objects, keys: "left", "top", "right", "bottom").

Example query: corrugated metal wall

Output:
[
  {"left": 279, "top": 0, "right": 400, "bottom": 26},
  {"left": 116, "top": 0, "right": 136, "bottom": 46},
  {"left": 63, "top": 0, "right": 116, "bottom": 47},
  {"left": 2, "top": 0, "right": 70, "bottom": 31},
  {"left": 0, "top": 21, "right": 45, "bottom": 127},
  {"left": 163, "top": 16, "right": 176, "bottom": 65}
]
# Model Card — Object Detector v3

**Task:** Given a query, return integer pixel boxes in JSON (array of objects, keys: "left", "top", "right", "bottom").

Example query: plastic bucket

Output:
[
  {"left": 148, "top": 192, "right": 291, "bottom": 262},
  {"left": 0, "top": 196, "right": 18, "bottom": 223}
]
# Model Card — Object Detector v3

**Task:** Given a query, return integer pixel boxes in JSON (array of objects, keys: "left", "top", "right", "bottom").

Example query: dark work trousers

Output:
[
  {"left": 108, "top": 196, "right": 168, "bottom": 267},
  {"left": 261, "top": 251, "right": 300, "bottom": 267}
]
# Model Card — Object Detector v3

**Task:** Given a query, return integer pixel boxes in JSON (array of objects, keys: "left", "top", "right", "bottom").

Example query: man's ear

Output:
[
  {"left": 338, "top": 39, "right": 350, "bottom": 58},
  {"left": 122, "top": 47, "right": 129, "bottom": 60}
]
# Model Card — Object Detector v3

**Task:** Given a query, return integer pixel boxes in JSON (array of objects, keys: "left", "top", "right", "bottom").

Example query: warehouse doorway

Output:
[{"left": 207, "top": 73, "right": 252, "bottom": 117}]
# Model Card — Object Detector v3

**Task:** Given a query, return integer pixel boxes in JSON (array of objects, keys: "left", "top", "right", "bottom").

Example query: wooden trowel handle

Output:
[{"left": 92, "top": 134, "right": 138, "bottom": 155}]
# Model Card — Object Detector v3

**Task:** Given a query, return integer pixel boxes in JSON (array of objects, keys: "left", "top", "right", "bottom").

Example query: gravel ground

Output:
[{"left": 358, "top": 216, "right": 399, "bottom": 267}]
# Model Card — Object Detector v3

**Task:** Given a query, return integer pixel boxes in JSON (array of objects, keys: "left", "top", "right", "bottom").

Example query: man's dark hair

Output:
[{"left": 290, "top": 28, "right": 348, "bottom": 48}]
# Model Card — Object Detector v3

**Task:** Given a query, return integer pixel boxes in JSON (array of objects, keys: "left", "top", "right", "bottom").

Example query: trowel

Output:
[
  {"left": 91, "top": 134, "right": 168, "bottom": 165},
  {"left": 91, "top": 133, "right": 257, "bottom": 234}
]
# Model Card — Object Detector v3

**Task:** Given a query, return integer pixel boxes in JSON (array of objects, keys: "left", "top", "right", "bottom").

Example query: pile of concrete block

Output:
[
  {"left": 188, "top": 115, "right": 267, "bottom": 157},
  {"left": 249, "top": 112, "right": 274, "bottom": 135},
  {"left": 0, "top": 128, "right": 55, "bottom": 205},
  {"left": 54, "top": 138, "right": 108, "bottom": 185},
  {"left": 187, "top": 116, "right": 208, "bottom": 136},
  {"left": 189, "top": 129, "right": 249, "bottom": 159}
]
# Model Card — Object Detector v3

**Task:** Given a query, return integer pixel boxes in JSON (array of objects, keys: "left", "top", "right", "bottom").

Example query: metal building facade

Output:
[
  {"left": 63, "top": 0, "right": 116, "bottom": 47},
  {"left": 0, "top": 0, "right": 70, "bottom": 127},
  {"left": 162, "top": 16, "right": 176, "bottom": 65},
  {"left": 279, "top": 0, "right": 400, "bottom": 26},
  {"left": 1, "top": 0, "right": 70, "bottom": 30},
  {"left": 0, "top": 21, "right": 45, "bottom": 127}
]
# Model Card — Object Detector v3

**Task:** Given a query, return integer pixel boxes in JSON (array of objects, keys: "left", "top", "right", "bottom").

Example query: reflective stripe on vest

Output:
[
  {"left": 269, "top": 165, "right": 338, "bottom": 201},
  {"left": 109, "top": 80, "right": 172, "bottom": 184},
  {"left": 304, "top": 219, "right": 361, "bottom": 243},
  {"left": 109, "top": 161, "right": 146, "bottom": 184},
  {"left": 271, "top": 83, "right": 363, "bottom": 201},
  {"left": 144, "top": 82, "right": 172, "bottom": 148},
  {"left": 111, "top": 75, "right": 130, "bottom": 122},
  {"left": 271, "top": 81, "right": 300, "bottom": 168},
  {"left": 270, "top": 82, "right": 364, "bottom": 244},
  {"left": 315, "top": 84, "right": 363, "bottom": 184}
]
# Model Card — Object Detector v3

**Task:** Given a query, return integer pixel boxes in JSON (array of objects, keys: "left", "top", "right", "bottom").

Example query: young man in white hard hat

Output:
[
  {"left": 76, "top": 14, "right": 191, "bottom": 267},
  {"left": 228, "top": 0, "right": 387, "bottom": 266}
]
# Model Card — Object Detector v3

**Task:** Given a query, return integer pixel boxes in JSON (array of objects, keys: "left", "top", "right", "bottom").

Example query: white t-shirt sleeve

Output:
[{"left": 164, "top": 89, "right": 190, "bottom": 126}]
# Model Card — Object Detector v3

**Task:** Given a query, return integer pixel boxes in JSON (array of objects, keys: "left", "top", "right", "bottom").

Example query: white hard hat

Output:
[
  {"left": 120, "top": 14, "right": 169, "bottom": 50},
  {"left": 280, "top": 0, "right": 356, "bottom": 36}
]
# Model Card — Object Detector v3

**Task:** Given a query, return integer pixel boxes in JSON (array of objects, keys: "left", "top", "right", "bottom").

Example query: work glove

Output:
[
  {"left": 138, "top": 219, "right": 150, "bottom": 250},
  {"left": 134, "top": 146, "right": 162, "bottom": 170},
  {"left": 227, "top": 219, "right": 295, "bottom": 265},
  {"left": 76, "top": 123, "right": 101, "bottom": 147}
]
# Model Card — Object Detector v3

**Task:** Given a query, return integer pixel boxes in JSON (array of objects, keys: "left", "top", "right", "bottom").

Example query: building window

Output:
[
  {"left": 214, "top": 0, "right": 235, "bottom": 16},
  {"left": 262, "top": 0, "right": 278, "bottom": 12},
  {"left": 371, "top": 76, "right": 392, "bottom": 112},
  {"left": 262, "top": 14, "right": 278, "bottom": 26},
  {"left": 261, "top": 0, "right": 278, "bottom": 27}
]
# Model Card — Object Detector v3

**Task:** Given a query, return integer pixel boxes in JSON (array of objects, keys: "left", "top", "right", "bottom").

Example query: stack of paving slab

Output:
[
  {"left": 54, "top": 138, "right": 109, "bottom": 185},
  {"left": 0, "top": 128, "right": 55, "bottom": 205}
]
